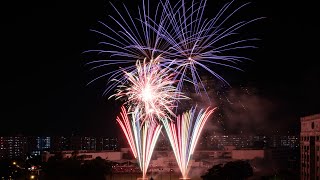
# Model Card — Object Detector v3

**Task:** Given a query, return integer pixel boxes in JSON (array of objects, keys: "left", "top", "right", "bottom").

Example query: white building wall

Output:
[{"left": 231, "top": 150, "right": 265, "bottom": 160}]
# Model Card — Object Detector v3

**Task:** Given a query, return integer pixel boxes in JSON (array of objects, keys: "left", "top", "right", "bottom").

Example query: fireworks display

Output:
[
  {"left": 87, "top": 0, "right": 260, "bottom": 178},
  {"left": 162, "top": 107, "right": 216, "bottom": 179}
]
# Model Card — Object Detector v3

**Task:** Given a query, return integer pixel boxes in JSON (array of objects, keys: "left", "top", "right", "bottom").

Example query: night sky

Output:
[{"left": 1, "top": 0, "right": 319, "bottom": 136}]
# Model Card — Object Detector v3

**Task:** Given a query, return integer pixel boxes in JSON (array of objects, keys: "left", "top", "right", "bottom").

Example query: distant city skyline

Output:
[{"left": 1, "top": 133, "right": 299, "bottom": 160}]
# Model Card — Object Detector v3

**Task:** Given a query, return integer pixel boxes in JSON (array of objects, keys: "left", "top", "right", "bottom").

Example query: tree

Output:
[
  {"left": 42, "top": 153, "right": 81, "bottom": 180},
  {"left": 80, "top": 157, "right": 112, "bottom": 179},
  {"left": 42, "top": 155, "right": 112, "bottom": 180},
  {"left": 202, "top": 160, "right": 253, "bottom": 180}
]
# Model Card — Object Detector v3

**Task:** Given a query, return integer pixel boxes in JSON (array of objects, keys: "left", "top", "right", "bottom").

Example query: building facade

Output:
[
  {"left": 0, "top": 135, "right": 118, "bottom": 159},
  {"left": 199, "top": 134, "right": 299, "bottom": 150},
  {"left": 27, "top": 136, "right": 51, "bottom": 156},
  {"left": 50, "top": 136, "right": 118, "bottom": 152},
  {"left": 301, "top": 113, "right": 320, "bottom": 180},
  {"left": 42, "top": 150, "right": 123, "bottom": 162},
  {"left": 0, "top": 136, "right": 28, "bottom": 159}
]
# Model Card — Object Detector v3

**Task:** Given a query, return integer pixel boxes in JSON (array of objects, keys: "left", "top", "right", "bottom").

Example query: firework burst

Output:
[
  {"left": 86, "top": 0, "right": 262, "bottom": 101},
  {"left": 84, "top": 0, "right": 175, "bottom": 95},
  {"left": 111, "top": 58, "right": 188, "bottom": 122},
  {"left": 150, "top": 0, "right": 263, "bottom": 97}
]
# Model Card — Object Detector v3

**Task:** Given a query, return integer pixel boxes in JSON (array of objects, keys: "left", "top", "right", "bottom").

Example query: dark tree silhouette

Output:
[
  {"left": 202, "top": 160, "right": 253, "bottom": 180},
  {"left": 42, "top": 154, "right": 112, "bottom": 180},
  {"left": 80, "top": 157, "right": 112, "bottom": 180}
]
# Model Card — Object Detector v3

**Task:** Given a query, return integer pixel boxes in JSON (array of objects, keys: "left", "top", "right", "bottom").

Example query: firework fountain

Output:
[
  {"left": 162, "top": 107, "right": 216, "bottom": 179},
  {"left": 116, "top": 106, "right": 162, "bottom": 179}
]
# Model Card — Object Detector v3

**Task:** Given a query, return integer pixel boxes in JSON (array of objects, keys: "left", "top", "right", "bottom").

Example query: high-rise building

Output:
[
  {"left": 96, "top": 137, "right": 118, "bottom": 151},
  {"left": 300, "top": 113, "right": 320, "bottom": 180},
  {"left": 50, "top": 136, "right": 119, "bottom": 151},
  {"left": 198, "top": 133, "right": 299, "bottom": 150},
  {"left": 269, "top": 135, "right": 299, "bottom": 148},
  {"left": 51, "top": 136, "right": 71, "bottom": 151},
  {"left": 70, "top": 136, "right": 82, "bottom": 150},
  {"left": 0, "top": 135, "right": 119, "bottom": 159},
  {"left": 27, "top": 136, "right": 51, "bottom": 156},
  {"left": 81, "top": 137, "right": 96, "bottom": 150},
  {"left": 0, "top": 136, "right": 28, "bottom": 159}
]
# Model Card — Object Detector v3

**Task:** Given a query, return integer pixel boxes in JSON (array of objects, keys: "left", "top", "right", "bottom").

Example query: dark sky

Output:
[{"left": 0, "top": 0, "right": 319, "bottom": 136}]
